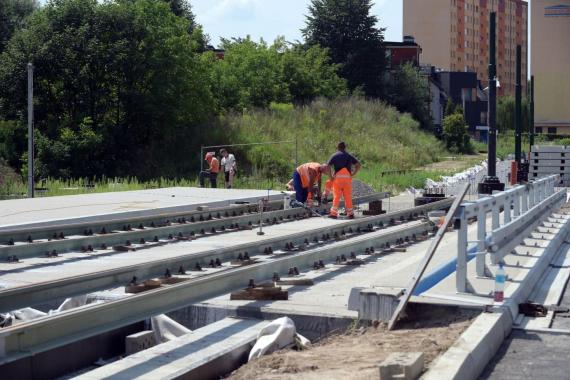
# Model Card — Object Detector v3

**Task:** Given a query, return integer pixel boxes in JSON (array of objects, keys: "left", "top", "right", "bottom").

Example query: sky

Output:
[{"left": 192, "top": 0, "right": 403, "bottom": 47}]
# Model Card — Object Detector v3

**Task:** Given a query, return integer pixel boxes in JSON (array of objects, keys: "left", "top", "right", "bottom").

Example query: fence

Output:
[
  {"left": 455, "top": 174, "right": 566, "bottom": 292},
  {"left": 200, "top": 140, "right": 298, "bottom": 190}
]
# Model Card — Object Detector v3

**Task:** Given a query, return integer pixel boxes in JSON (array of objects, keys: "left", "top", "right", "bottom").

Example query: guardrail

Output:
[{"left": 455, "top": 175, "right": 566, "bottom": 293}]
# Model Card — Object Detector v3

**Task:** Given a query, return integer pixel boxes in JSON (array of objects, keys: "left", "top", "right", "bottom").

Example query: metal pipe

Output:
[
  {"left": 529, "top": 76, "right": 535, "bottom": 149},
  {"left": 515, "top": 45, "right": 522, "bottom": 166},
  {"left": 488, "top": 12, "right": 497, "bottom": 178}
]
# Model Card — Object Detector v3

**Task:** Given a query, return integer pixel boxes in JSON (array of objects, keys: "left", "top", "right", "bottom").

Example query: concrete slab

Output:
[
  {"left": 72, "top": 317, "right": 267, "bottom": 380},
  {"left": 0, "top": 187, "right": 283, "bottom": 231},
  {"left": 0, "top": 216, "right": 341, "bottom": 290}
]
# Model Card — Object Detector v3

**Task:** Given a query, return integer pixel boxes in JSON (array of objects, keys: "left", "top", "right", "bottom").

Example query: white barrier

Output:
[{"left": 455, "top": 175, "right": 565, "bottom": 292}]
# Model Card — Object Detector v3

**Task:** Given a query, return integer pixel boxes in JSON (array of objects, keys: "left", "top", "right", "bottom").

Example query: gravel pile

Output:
[{"left": 351, "top": 179, "right": 376, "bottom": 197}]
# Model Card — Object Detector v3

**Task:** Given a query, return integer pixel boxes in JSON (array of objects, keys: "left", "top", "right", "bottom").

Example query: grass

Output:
[{"left": 1, "top": 97, "right": 491, "bottom": 198}]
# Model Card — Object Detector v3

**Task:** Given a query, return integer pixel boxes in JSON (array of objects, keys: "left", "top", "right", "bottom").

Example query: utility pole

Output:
[
  {"left": 27, "top": 63, "right": 34, "bottom": 198},
  {"left": 479, "top": 12, "right": 505, "bottom": 194},
  {"left": 515, "top": 45, "right": 522, "bottom": 166},
  {"left": 529, "top": 76, "right": 535, "bottom": 150}
]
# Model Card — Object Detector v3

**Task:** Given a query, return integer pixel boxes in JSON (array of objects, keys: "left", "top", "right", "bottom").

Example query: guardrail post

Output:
[
  {"left": 529, "top": 185, "right": 535, "bottom": 208},
  {"left": 504, "top": 197, "right": 512, "bottom": 224},
  {"left": 522, "top": 185, "right": 529, "bottom": 212},
  {"left": 492, "top": 202, "right": 500, "bottom": 230},
  {"left": 513, "top": 192, "right": 521, "bottom": 218},
  {"left": 476, "top": 208, "right": 487, "bottom": 277},
  {"left": 456, "top": 207, "right": 468, "bottom": 293}
]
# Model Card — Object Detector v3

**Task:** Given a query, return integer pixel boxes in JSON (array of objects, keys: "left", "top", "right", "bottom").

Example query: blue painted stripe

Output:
[{"left": 413, "top": 244, "right": 478, "bottom": 295}]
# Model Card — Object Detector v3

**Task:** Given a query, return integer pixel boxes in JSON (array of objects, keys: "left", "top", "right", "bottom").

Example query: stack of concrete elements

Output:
[{"left": 530, "top": 145, "right": 570, "bottom": 186}]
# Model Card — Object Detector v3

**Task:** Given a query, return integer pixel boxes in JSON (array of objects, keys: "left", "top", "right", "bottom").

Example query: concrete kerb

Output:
[
  {"left": 423, "top": 206, "right": 570, "bottom": 380},
  {"left": 423, "top": 311, "right": 512, "bottom": 380}
]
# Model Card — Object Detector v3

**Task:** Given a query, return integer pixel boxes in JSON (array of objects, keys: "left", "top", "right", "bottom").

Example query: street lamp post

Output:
[{"left": 478, "top": 12, "right": 505, "bottom": 194}]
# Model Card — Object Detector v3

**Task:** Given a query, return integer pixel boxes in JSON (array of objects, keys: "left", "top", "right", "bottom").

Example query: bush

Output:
[{"left": 443, "top": 114, "right": 473, "bottom": 154}]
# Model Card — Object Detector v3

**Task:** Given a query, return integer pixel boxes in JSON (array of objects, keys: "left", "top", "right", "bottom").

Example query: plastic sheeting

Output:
[
  {"left": 150, "top": 315, "right": 192, "bottom": 343},
  {"left": 248, "top": 317, "right": 310, "bottom": 361}
]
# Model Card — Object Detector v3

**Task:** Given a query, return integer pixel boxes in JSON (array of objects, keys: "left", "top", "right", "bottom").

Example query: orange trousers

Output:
[{"left": 330, "top": 168, "right": 353, "bottom": 217}]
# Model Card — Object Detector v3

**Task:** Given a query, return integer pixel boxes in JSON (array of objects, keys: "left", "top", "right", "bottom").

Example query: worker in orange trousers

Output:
[{"left": 327, "top": 142, "right": 361, "bottom": 219}]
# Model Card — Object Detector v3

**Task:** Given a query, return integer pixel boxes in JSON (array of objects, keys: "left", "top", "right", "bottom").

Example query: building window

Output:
[
  {"left": 536, "top": 127, "right": 543, "bottom": 134},
  {"left": 548, "top": 127, "right": 557, "bottom": 135}
]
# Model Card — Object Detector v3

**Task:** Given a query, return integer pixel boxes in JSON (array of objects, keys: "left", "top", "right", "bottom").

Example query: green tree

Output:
[
  {"left": 444, "top": 98, "right": 456, "bottom": 117},
  {"left": 281, "top": 44, "right": 347, "bottom": 104},
  {"left": 208, "top": 37, "right": 347, "bottom": 111},
  {"left": 388, "top": 63, "right": 431, "bottom": 129},
  {"left": 0, "top": 0, "right": 214, "bottom": 179},
  {"left": 443, "top": 113, "right": 472, "bottom": 153},
  {"left": 497, "top": 95, "right": 529, "bottom": 133},
  {"left": 302, "top": 0, "right": 386, "bottom": 97},
  {"left": 208, "top": 37, "right": 289, "bottom": 111},
  {"left": 0, "top": 0, "right": 38, "bottom": 53}
]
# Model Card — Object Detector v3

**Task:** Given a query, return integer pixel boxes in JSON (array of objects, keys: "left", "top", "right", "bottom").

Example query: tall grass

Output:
[
  {"left": 1, "top": 98, "right": 461, "bottom": 198},
  {"left": 218, "top": 97, "right": 448, "bottom": 187}
]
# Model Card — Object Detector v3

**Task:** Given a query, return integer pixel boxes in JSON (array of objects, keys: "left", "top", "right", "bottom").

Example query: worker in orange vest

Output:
[
  {"left": 290, "top": 162, "right": 328, "bottom": 205},
  {"left": 327, "top": 142, "right": 361, "bottom": 219},
  {"left": 199, "top": 152, "right": 220, "bottom": 188}
]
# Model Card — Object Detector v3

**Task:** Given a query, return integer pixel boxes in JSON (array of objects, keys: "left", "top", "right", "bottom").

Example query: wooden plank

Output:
[{"left": 388, "top": 184, "right": 470, "bottom": 330}]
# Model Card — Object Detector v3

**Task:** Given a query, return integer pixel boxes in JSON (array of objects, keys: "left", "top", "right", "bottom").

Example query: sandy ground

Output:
[{"left": 228, "top": 306, "right": 478, "bottom": 380}]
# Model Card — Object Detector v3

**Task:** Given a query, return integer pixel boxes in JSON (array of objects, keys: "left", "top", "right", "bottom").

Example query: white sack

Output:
[
  {"left": 151, "top": 315, "right": 191, "bottom": 343},
  {"left": 248, "top": 317, "right": 310, "bottom": 361}
]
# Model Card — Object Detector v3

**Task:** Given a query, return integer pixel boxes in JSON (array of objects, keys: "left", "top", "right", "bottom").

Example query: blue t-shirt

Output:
[{"left": 327, "top": 151, "right": 359, "bottom": 174}]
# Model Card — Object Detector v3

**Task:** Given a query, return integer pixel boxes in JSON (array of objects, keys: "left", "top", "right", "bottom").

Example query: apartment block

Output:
[
  {"left": 532, "top": 0, "right": 570, "bottom": 135},
  {"left": 404, "top": 0, "right": 527, "bottom": 96}
]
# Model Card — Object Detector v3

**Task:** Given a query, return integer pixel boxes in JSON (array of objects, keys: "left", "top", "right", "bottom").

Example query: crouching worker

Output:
[{"left": 290, "top": 162, "right": 328, "bottom": 206}]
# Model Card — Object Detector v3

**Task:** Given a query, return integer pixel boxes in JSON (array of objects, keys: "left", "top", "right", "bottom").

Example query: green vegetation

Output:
[
  {"left": 443, "top": 112, "right": 473, "bottom": 154},
  {"left": 0, "top": 0, "right": 478, "bottom": 199},
  {"left": 303, "top": 0, "right": 386, "bottom": 98},
  {"left": 218, "top": 97, "right": 447, "bottom": 191}
]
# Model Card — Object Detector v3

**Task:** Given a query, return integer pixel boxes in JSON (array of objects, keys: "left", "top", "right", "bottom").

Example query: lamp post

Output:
[
  {"left": 529, "top": 76, "right": 535, "bottom": 150},
  {"left": 478, "top": 12, "right": 505, "bottom": 194}
]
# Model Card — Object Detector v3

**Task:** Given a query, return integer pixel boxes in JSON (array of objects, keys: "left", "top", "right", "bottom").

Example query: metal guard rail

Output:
[{"left": 456, "top": 175, "right": 565, "bottom": 293}]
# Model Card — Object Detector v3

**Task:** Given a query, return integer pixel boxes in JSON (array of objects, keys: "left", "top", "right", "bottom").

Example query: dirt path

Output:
[
  {"left": 229, "top": 307, "right": 478, "bottom": 380},
  {"left": 419, "top": 154, "right": 486, "bottom": 172}
]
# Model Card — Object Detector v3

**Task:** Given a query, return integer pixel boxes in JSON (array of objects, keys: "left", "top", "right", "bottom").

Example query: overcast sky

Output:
[{"left": 191, "top": 0, "right": 403, "bottom": 47}]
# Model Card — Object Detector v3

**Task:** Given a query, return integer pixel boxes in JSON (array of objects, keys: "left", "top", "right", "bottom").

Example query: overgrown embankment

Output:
[{"left": 212, "top": 97, "right": 448, "bottom": 191}]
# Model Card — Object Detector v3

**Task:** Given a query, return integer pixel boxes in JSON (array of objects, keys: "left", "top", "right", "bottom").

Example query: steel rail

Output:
[
  {"left": 0, "top": 193, "right": 389, "bottom": 258},
  {"left": 0, "top": 198, "right": 452, "bottom": 313},
  {"left": 0, "top": 220, "right": 433, "bottom": 362}
]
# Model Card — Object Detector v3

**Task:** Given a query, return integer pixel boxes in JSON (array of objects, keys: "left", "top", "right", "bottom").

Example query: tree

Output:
[
  {"left": 445, "top": 98, "right": 456, "bottom": 117},
  {"left": 387, "top": 63, "right": 431, "bottom": 129},
  {"left": 281, "top": 44, "right": 347, "bottom": 104},
  {"left": 0, "top": 0, "right": 214, "bottom": 179},
  {"left": 302, "top": 0, "right": 386, "bottom": 97},
  {"left": 0, "top": 0, "right": 38, "bottom": 53},
  {"left": 443, "top": 113, "right": 472, "bottom": 153},
  {"left": 497, "top": 95, "right": 529, "bottom": 133},
  {"left": 208, "top": 37, "right": 289, "bottom": 111},
  {"left": 208, "top": 37, "right": 347, "bottom": 111}
]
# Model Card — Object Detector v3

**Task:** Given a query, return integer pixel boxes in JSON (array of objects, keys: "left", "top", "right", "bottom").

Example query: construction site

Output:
[
  {"left": 1, "top": 0, "right": 570, "bottom": 379},
  {"left": 0, "top": 152, "right": 570, "bottom": 379}
]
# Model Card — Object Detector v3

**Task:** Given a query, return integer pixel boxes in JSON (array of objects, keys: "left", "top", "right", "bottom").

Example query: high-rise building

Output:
[
  {"left": 403, "top": 0, "right": 527, "bottom": 96},
  {"left": 532, "top": 0, "right": 570, "bottom": 135}
]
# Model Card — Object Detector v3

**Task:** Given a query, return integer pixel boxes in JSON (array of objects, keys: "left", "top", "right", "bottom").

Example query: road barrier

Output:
[{"left": 455, "top": 174, "right": 566, "bottom": 293}]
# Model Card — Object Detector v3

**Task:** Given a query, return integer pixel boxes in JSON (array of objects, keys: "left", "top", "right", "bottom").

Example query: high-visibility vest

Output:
[{"left": 296, "top": 162, "right": 321, "bottom": 188}]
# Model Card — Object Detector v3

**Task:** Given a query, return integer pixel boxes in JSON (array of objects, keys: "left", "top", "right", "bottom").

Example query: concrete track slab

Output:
[
  {"left": 0, "top": 216, "right": 341, "bottom": 290},
  {"left": 186, "top": 229, "right": 466, "bottom": 321},
  {"left": 72, "top": 317, "right": 266, "bottom": 380},
  {"left": 481, "top": 330, "right": 570, "bottom": 379},
  {"left": 0, "top": 187, "right": 283, "bottom": 231}
]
